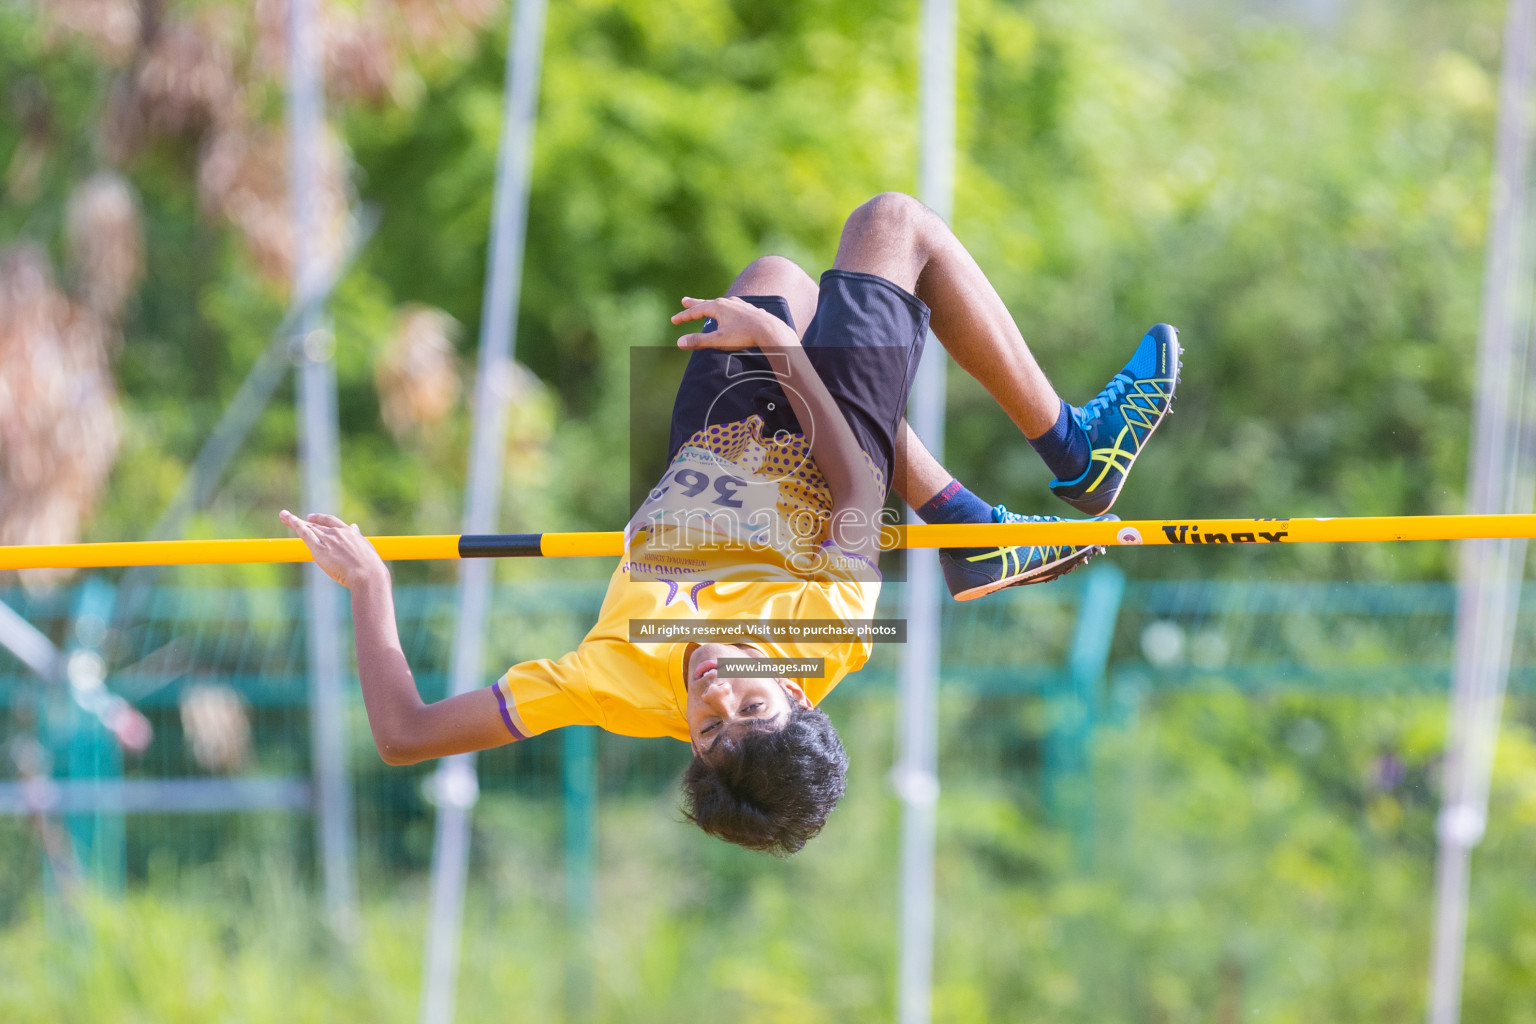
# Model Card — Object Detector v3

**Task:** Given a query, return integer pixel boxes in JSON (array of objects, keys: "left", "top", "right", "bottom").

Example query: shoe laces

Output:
[
  {"left": 991, "top": 506, "right": 1064, "bottom": 525},
  {"left": 1078, "top": 372, "right": 1133, "bottom": 424}
]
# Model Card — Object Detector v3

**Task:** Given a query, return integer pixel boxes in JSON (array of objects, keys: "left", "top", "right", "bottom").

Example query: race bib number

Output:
[{"left": 631, "top": 446, "right": 782, "bottom": 546}]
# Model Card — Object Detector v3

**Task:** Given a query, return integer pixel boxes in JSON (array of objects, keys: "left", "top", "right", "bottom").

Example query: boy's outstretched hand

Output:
[{"left": 280, "top": 510, "right": 389, "bottom": 591}]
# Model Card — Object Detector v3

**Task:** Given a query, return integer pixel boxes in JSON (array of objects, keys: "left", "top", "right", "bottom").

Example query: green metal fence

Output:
[{"left": 0, "top": 569, "right": 1529, "bottom": 907}]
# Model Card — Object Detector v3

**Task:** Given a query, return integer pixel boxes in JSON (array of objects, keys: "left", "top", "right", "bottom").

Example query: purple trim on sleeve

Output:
[{"left": 493, "top": 680, "right": 525, "bottom": 741}]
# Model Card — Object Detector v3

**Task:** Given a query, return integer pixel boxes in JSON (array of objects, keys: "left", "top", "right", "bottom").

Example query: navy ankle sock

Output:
[
  {"left": 916, "top": 479, "right": 993, "bottom": 525},
  {"left": 1028, "top": 399, "right": 1091, "bottom": 482}
]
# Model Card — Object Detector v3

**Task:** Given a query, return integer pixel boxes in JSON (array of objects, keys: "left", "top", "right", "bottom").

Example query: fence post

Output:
[
  {"left": 563, "top": 725, "right": 597, "bottom": 1021},
  {"left": 62, "top": 578, "right": 124, "bottom": 893},
  {"left": 894, "top": 1, "right": 956, "bottom": 1019},
  {"left": 287, "top": 0, "right": 358, "bottom": 939},
  {"left": 419, "top": 0, "right": 549, "bottom": 1017},
  {"left": 1045, "top": 566, "right": 1125, "bottom": 851}
]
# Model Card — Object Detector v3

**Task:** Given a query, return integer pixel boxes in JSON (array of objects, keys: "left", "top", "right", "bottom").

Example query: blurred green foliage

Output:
[
  {"left": 3, "top": 688, "right": 1536, "bottom": 1021},
  {"left": 0, "top": 0, "right": 1507, "bottom": 582},
  {"left": 4, "top": 0, "right": 1534, "bottom": 1019}
]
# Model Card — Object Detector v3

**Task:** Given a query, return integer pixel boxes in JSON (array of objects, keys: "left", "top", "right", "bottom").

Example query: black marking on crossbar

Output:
[{"left": 458, "top": 534, "right": 544, "bottom": 558}]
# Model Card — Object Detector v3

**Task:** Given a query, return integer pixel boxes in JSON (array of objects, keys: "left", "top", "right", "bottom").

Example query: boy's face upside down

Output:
[{"left": 684, "top": 641, "right": 812, "bottom": 757}]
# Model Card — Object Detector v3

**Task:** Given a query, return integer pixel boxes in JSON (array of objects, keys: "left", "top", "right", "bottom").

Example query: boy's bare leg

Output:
[
  {"left": 708, "top": 247, "right": 1101, "bottom": 595},
  {"left": 892, "top": 411, "right": 1109, "bottom": 597},
  {"left": 722, "top": 249, "right": 1012, "bottom": 515},
  {"left": 892, "top": 419, "right": 952, "bottom": 510},
  {"left": 723, "top": 256, "right": 977, "bottom": 519},
  {"left": 719, "top": 258, "right": 961, "bottom": 515},
  {"left": 832, "top": 192, "right": 1062, "bottom": 439},
  {"left": 835, "top": 191, "right": 1180, "bottom": 522}
]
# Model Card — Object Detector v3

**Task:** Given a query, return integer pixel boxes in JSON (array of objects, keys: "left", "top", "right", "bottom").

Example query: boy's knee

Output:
[
  {"left": 729, "top": 254, "right": 817, "bottom": 305},
  {"left": 741, "top": 254, "right": 808, "bottom": 282},
  {"left": 850, "top": 192, "right": 929, "bottom": 235}
]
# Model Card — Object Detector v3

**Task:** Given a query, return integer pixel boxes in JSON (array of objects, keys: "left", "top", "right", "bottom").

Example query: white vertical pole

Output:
[
  {"left": 288, "top": 0, "right": 357, "bottom": 939},
  {"left": 1427, "top": 3, "right": 1536, "bottom": 1022},
  {"left": 895, "top": 1, "right": 954, "bottom": 1022},
  {"left": 418, "top": 0, "right": 547, "bottom": 1021}
]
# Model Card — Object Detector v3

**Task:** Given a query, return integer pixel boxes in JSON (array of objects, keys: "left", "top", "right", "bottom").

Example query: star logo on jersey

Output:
[{"left": 663, "top": 580, "right": 715, "bottom": 611}]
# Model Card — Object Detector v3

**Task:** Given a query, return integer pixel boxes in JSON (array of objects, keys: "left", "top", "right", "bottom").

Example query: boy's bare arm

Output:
[{"left": 280, "top": 511, "right": 512, "bottom": 765}]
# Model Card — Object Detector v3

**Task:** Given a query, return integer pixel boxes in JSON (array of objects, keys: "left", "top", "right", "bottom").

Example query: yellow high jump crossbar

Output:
[{"left": 1, "top": 514, "right": 1535, "bottom": 571}]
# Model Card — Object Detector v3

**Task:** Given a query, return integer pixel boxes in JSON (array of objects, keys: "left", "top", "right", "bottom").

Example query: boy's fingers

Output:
[
  {"left": 307, "top": 512, "right": 348, "bottom": 529},
  {"left": 679, "top": 331, "right": 732, "bottom": 349},
  {"left": 680, "top": 330, "right": 746, "bottom": 351},
  {"left": 281, "top": 513, "right": 318, "bottom": 543},
  {"left": 671, "top": 303, "right": 715, "bottom": 324}
]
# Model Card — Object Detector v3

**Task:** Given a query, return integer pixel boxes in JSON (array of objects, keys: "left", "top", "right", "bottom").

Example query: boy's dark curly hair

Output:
[{"left": 680, "top": 701, "right": 848, "bottom": 856}]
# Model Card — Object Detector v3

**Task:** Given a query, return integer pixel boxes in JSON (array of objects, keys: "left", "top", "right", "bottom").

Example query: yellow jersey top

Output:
[{"left": 492, "top": 416, "right": 883, "bottom": 743}]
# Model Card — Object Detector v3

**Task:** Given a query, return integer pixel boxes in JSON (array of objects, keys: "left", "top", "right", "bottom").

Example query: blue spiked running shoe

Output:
[
  {"left": 1049, "top": 323, "right": 1181, "bottom": 516},
  {"left": 940, "top": 506, "right": 1118, "bottom": 602}
]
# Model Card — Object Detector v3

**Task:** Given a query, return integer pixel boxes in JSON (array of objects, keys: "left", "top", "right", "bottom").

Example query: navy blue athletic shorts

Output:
[{"left": 666, "top": 269, "right": 931, "bottom": 494}]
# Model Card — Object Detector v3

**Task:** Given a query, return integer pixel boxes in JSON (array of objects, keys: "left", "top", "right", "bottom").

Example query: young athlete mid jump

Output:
[{"left": 282, "top": 192, "right": 1180, "bottom": 855}]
